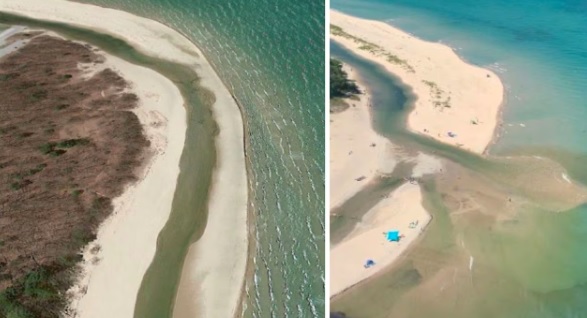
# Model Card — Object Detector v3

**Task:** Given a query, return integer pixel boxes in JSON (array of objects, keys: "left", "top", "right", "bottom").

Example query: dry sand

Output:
[
  {"left": 330, "top": 67, "right": 398, "bottom": 210},
  {"left": 331, "top": 10, "right": 504, "bottom": 154},
  {"left": 330, "top": 182, "right": 431, "bottom": 297},
  {"left": 0, "top": 1, "right": 248, "bottom": 318}
]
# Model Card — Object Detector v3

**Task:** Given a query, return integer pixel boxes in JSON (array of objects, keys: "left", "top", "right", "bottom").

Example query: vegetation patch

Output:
[
  {"left": 330, "top": 59, "right": 361, "bottom": 113},
  {"left": 422, "top": 80, "right": 451, "bottom": 110},
  {"left": 0, "top": 264, "right": 75, "bottom": 318},
  {"left": 331, "top": 24, "right": 415, "bottom": 73},
  {"left": 0, "top": 34, "right": 148, "bottom": 317}
]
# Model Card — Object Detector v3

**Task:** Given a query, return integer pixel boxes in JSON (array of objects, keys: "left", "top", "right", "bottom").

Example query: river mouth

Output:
[
  {"left": 331, "top": 40, "right": 587, "bottom": 318},
  {"left": 0, "top": 12, "right": 221, "bottom": 318}
]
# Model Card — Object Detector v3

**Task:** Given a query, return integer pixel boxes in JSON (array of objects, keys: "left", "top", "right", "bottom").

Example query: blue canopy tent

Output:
[{"left": 386, "top": 230, "right": 400, "bottom": 242}]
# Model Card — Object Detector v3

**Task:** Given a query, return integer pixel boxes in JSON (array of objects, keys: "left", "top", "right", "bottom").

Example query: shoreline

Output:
[
  {"left": 331, "top": 10, "right": 504, "bottom": 155},
  {"left": 0, "top": 1, "right": 249, "bottom": 318},
  {"left": 330, "top": 67, "right": 438, "bottom": 297}
]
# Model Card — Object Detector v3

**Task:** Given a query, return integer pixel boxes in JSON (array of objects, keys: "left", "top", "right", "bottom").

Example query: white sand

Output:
[
  {"left": 330, "top": 182, "right": 430, "bottom": 297},
  {"left": 0, "top": 1, "right": 248, "bottom": 318},
  {"left": 331, "top": 10, "right": 504, "bottom": 154},
  {"left": 330, "top": 67, "right": 398, "bottom": 210}
]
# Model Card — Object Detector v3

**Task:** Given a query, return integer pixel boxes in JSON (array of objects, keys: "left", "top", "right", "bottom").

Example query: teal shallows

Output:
[{"left": 75, "top": 0, "right": 325, "bottom": 317}]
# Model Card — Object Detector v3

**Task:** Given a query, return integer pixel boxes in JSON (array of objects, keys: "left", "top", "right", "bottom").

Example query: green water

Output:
[{"left": 331, "top": 41, "right": 587, "bottom": 317}]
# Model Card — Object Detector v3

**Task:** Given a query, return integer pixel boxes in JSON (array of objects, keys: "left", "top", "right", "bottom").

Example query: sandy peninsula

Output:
[
  {"left": 331, "top": 10, "right": 504, "bottom": 154},
  {"left": 0, "top": 1, "right": 248, "bottom": 318}
]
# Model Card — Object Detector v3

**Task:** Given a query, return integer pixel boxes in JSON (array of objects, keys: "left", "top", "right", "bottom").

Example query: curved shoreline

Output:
[
  {"left": 0, "top": 1, "right": 249, "bottom": 318},
  {"left": 331, "top": 10, "right": 504, "bottom": 155}
]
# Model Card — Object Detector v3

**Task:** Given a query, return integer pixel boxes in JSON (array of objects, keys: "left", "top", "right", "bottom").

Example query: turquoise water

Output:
[
  {"left": 332, "top": 1, "right": 587, "bottom": 317},
  {"left": 74, "top": 0, "right": 324, "bottom": 317}
]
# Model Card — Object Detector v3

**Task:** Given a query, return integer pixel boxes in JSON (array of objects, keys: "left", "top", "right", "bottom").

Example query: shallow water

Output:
[
  {"left": 331, "top": 20, "right": 587, "bottom": 316},
  {"left": 71, "top": 0, "right": 325, "bottom": 317}
]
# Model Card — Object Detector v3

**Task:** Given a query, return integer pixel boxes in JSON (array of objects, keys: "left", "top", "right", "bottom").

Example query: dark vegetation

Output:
[
  {"left": 330, "top": 58, "right": 360, "bottom": 99},
  {"left": 0, "top": 34, "right": 149, "bottom": 317},
  {"left": 330, "top": 58, "right": 361, "bottom": 113}
]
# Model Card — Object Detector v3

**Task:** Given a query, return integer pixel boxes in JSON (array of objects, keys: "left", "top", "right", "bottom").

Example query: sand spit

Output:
[
  {"left": 330, "top": 182, "right": 430, "bottom": 297},
  {"left": 330, "top": 67, "right": 397, "bottom": 210},
  {"left": 331, "top": 10, "right": 504, "bottom": 154},
  {"left": 0, "top": 1, "right": 248, "bottom": 318}
]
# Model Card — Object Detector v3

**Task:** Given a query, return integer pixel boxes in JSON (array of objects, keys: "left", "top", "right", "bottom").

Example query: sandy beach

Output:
[
  {"left": 0, "top": 1, "right": 248, "bottom": 318},
  {"left": 330, "top": 67, "right": 397, "bottom": 210},
  {"left": 331, "top": 10, "right": 504, "bottom": 154}
]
